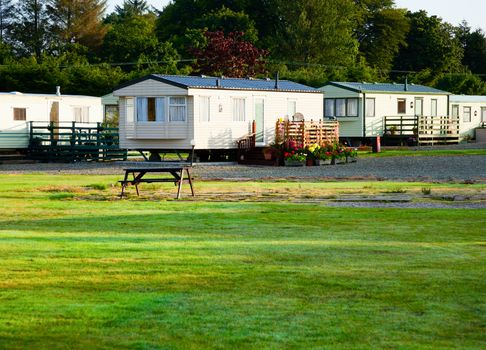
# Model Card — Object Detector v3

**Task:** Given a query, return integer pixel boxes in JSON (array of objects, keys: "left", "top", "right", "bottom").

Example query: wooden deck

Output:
[
  {"left": 383, "top": 116, "right": 460, "bottom": 146},
  {"left": 28, "top": 121, "right": 127, "bottom": 162}
]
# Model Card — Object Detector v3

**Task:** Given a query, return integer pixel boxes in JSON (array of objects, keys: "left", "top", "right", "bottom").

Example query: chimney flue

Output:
[
  {"left": 56, "top": 86, "right": 61, "bottom": 96},
  {"left": 274, "top": 71, "right": 279, "bottom": 89},
  {"left": 404, "top": 77, "right": 408, "bottom": 92}
]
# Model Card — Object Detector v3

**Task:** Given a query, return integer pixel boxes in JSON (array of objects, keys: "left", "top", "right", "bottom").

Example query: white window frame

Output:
[
  {"left": 365, "top": 98, "right": 375, "bottom": 117},
  {"left": 232, "top": 98, "right": 246, "bottom": 122},
  {"left": 134, "top": 96, "right": 185, "bottom": 123},
  {"left": 451, "top": 104, "right": 459, "bottom": 118},
  {"left": 463, "top": 106, "right": 471, "bottom": 123},
  {"left": 431, "top": 99, "right": 438, "bottom": 117},
  {"left": 73, "top": 106, "right": 90, "bottom": 123},
  {"left": 199, "top": 96, "right": 210, "bottom": 122},
  {"left": 169, "top": 96, "right": 187, "bottom": 122},
  {"left": 481, "top": 107, "right": 486, "bottom": 123}
]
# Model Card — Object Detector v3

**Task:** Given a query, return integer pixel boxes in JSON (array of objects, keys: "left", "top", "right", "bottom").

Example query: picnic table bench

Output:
[{"left": 119, "top": 167, "right": 194, "bottom": 199}]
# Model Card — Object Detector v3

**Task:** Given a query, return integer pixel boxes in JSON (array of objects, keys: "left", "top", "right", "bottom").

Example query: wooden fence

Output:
[
  {"left": 383, "top": 115, "right": 460, "bottom": 145},
  {"left": 276, "top": 120, "right": 340, "bottom": 147},
  {"left": 28, "top": 121, "right": 127, "bottom": 162}
]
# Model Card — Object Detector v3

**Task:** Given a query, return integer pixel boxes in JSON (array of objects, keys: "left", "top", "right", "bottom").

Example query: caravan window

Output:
[
  {"left": 463, "top": 107, "right": 471, "bottom": 123},
  {"left": 347, "top": 99, "right": 358, "bottom": 117},
  {"left": 325, "top": 99, "right": 335, "bottom": 117},
  {"left": 397, "top": 99, "right": 406, "bottom": 114},
  {"left": 74, "top": 107, "right": 90, "bottom": 123},
  {"left": 365, "top": 98, "right": 375, "bottom": 117},
  {"left": 199, "top": 96, "right": 210, "bottom": 122},
  {"left": 135, "top": 97, "right": 181, "bottom": 122},
  {"left": 13, "top": 108, "right": 26, "bottom": 121},
  {"left": 169, "top": 97, "right": 186, "bottom": 122},
  {"left": 232, "top": 98, "right": 246, "bottom": 121}
]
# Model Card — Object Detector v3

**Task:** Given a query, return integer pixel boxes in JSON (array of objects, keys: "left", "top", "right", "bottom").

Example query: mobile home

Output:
[
  {"left": 113, "top": 74, "right": 324, "bottom": 154},
  {"left": 319, "top": 82, "right": 450, "bottom": 142},
  {"left": 449, "top": 95, "right": 486, "bottom": 138},
  {"left": 0, "top": 91, "right": 103, "bottom": 149}
]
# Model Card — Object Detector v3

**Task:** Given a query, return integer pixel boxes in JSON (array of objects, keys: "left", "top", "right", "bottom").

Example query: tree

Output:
[
  {"left": 355, "top": 0, "right": 410, "bottom": 71},
  {"left": 456, "top": 22, "right": 486, "bottom": 75},
  {"left": 190, "top": 31, "right": 267, "bottom": 77},
  {"left": 394, "top": 10, "right": 464, "bottom": 73},
  {"left": 274, "top": 0, "right": 358, "bottom": 66},
  {"left": 114, "top": 0, "right": 151, "bottom": 18},
  {"left": 47, "top": 0, "right": 107, "bottom": 51},
  {"left": 102, "top": 12, "right": 180, "bottom": 70},
  {"left": 9, "top": 0, "right": 51, "bottom": 57},
  {"left": 0, "top": 0, "right": 14, "bottom": 42},
  {"left": 195, "top": 6, "right": 259, "bottom": 43},
  {"left": 435, "top": 73, "right": 486, "bottom": 95}
]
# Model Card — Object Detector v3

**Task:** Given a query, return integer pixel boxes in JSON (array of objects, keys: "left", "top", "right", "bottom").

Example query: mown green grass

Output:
[
  {"left": 0, "top": 175, "right": 485, "bottom": 349},
  {"left": 359, "top": 149, "right": 486, "bottom": 158}
]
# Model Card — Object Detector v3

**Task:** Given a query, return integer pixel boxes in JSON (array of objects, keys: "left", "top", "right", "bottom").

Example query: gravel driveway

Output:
[{"left": 1, "top": 155, "right": 485, "bottom": 183}]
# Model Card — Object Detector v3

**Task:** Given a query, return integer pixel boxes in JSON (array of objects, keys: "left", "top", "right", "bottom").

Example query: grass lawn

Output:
[{"left": 0, "top": 175, "right": 485, "bottom": 349}]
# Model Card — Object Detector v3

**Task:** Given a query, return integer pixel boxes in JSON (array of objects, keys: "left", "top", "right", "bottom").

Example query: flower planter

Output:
[
  {"left": 284, "top": 160, "right": 306, "bottom": 167},
  {"left": 306, "top": 159, "right": 315, "bottom": 166},
  {"left": 315, "top": 159, "right": 332, "bottom": 166},
  {"left": 333, "top": 157, "right": 345, "bottom": 164}
]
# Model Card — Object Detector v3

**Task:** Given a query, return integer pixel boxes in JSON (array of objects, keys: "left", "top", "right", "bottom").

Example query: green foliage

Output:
[
  {"left": 435, "top": 73, "right": 486, "bottom": 95},
  {"left": 394, "top": 10, "right": 464, "bottom": 74},
  {"left": 356, "top": 2, "right": 410, "bottom": 71},
  {"left": 274, "top": 0, "right": 358, "bottom": 66},
  {"left": 195, "top": 6, "right": 259, "bottom": 43}
]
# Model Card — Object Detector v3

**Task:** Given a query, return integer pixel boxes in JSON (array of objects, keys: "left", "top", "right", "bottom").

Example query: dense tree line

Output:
[{"left": 0, "top": 0, "right": 486, "bottom": 96}]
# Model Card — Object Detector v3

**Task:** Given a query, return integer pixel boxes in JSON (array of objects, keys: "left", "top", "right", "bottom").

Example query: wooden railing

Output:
[
  {"left": 383, "top": 115, "right": 460, "bottom": 145},
  {"left": 276, "top": 120, "right": 340, "bottom": 147},
  {"left": 28, "top": 121, "right": 127, "bottom": 162}
]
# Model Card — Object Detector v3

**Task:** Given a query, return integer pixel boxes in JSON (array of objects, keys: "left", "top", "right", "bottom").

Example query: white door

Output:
[
  {"left": 481, "top": 107, "right": 486, "bottom": 124},
  {"left": 254, "top": 98, "right": 265, "bottom": 144}
]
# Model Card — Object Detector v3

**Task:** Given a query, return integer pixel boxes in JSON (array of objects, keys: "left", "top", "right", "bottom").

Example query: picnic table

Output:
[{"left": 119, "top": 167, "right": 195, "bottom": 199}]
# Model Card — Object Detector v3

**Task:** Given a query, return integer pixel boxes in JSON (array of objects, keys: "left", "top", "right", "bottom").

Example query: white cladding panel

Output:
[
  {"left": 0, "top": 94, "right": 102, "bottom": 149},
  {"left": 119, "top": 96, "right": 195, "bottom": 149},
  {"left": 118, "top": 85, "right": 323, "bottom": 149},
  {"left": 190, "top": 88, "right": 323, "bottom": 149},
  {"left": 449, "top": 96, "right": 486, "bottom": 138}
]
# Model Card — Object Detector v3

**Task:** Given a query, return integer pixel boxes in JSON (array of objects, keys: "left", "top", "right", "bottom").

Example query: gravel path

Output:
[{"left": 1, "top": 155, "right": 485, "bottom": 182}]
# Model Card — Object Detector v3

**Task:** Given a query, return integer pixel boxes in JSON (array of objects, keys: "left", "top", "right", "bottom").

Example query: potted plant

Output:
[
  {"left": 284, "top": 150, "right": 306, "bottom": 166},
  {"left": 315, "top": 144, "right": 332, "bottom": 165},
  {"left": 389, "top": 125, "right": 398, "bottom": 135},
  {"left": 343, "top": 147, "right": 358, "bottom": 163},
  {"left": 331, "top": 143, "right": 346, "bottom": 164},
  {"left": 262, "top": 147, "right": 274, "bottom": 160},
  {"left": 305, "top": 144, "right": 319, "bottom": 166}
]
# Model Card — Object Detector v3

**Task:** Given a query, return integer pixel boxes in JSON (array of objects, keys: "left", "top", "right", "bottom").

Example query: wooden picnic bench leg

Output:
[
  {"left": 120, "top": 171, "right": 129, "bottom": 198},
  {"left": 176, "top": 168, "right": 184, "bottom": 199},
  {"left": 186, "top": 168, "right": 195, "bottom": 197}
]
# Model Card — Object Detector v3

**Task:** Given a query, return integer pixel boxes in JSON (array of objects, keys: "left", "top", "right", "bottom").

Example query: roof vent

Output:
[
  {"left": 10, "top": 91, "right": 23, "bottom": 95},
  {"left": 56, "top": 86, "right": 61, "bottom": 96},
  {"left": 200, "top": 75, "right": 207, "bottom": 78},
  {"left": 216, "top": 78, "right": 221, "bottom": 88},
  {"left": 274, "top": 71, "right": 280, "bottom": 90},
  {"left": 404, "top": 77, "right": 409, "bottom": 91}
]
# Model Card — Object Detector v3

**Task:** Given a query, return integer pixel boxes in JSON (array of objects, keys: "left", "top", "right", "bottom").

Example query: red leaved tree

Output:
[{"left": 190, "top": 31, "right": 268, "bottom": 78}]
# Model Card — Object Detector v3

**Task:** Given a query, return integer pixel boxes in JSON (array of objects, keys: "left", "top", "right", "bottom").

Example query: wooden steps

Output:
[{"left": 238, "top": 147, "right": 278, "bottom": 166}]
